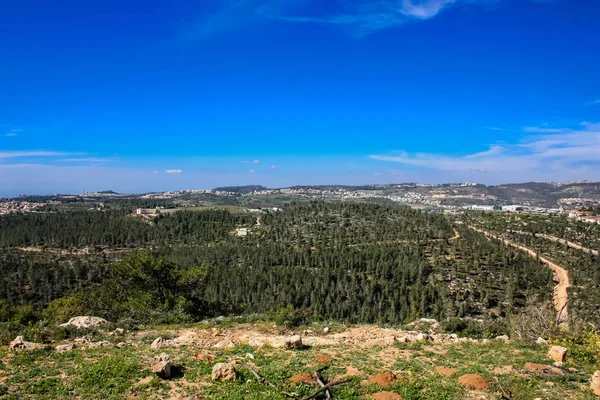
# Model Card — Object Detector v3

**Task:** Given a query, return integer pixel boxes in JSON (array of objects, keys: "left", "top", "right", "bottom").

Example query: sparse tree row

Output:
[{"left": 0, "top": 203, "right": 554, "bottom": 328}]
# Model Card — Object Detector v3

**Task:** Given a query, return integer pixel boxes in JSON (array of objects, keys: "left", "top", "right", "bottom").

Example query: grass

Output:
[{"left": 1, "top": 323, "right": 599, "bottom": 399}]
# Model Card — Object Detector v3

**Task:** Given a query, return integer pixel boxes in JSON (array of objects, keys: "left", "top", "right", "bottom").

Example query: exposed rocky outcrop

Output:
[
  {"left": 9, "top": 336, "right": 46, "bottom": 352},
  {"left": 59, "top": 316, "right": 108, "bottom": 329}
]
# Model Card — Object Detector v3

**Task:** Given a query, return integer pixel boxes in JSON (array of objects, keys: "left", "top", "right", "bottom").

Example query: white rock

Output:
[
  {"left": 152, "top": 353, "right": 172, "bottom": 379},
  {"left": 211, "top": 363, "right": 237, "bottom": 381},
  {"left": 56, "top": 343, "right": 76, "bottom": 352},
  {"left": 283, "top": 335, "right": 303, "bottom": 349},
  {"left": 151, "top": 337, "right": 165, "bottom": 349},
  {"left": 536, "top": 337, "right": 548, "bottom": 345},
  {"left": 323, "top": 327, "right": 330, "bottom": 333},
  {"left": 59, "top": 316, "right": 108, "bottom": 329}
]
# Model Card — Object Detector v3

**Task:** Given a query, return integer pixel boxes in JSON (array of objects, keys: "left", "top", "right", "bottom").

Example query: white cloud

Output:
[
  {"left": 370, "top": 122, "right": 600, "bottom": 181},
  {"left": 249, "top": 169, "right": 255, "bottom": 173},
  {"left": 271, "top": 164, "right": 277, "bottom": 168},
  {"left": 187, "top": 0, "right": 524, "bottom": 39},
  {"left": 165, "top": 169, "right": 183, "bottom": 174},
  {"left": 252, "top": 159, "right": 260, "bottom": 164},
  {"left": 0, "top": 151, "right": 69, "bottom": 159}
]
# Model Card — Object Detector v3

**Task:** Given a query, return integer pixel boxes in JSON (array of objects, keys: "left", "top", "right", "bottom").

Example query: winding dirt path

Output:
[
  {"left": 469, "top": 226, "right": 571, "bottom": 323},
  {"left": 507, "top": 230, "right": 598, "bottom": 256}
]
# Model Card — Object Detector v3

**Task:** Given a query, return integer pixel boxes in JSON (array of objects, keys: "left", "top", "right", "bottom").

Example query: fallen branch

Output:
[
  {"left": 313, "top": 370, "right": 332, "bottom": 399},
  {"left": 494, "top": 377, "right": 512, "bottom": 399},
  {"left": 300, "top": 379, "right": 352, "bottom": 400},
  {"left": 238, "top": 361, "right": 296, "bottom": 398}
]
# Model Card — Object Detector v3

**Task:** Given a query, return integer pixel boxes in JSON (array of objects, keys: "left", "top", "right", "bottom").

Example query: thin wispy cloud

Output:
[
  {"left": 165, "top": 169, "right": 183, "bottom": 174},
  {"left": 585, "top": 99, "right": 600, "bottom": 106},
  {"left": 370, "top": 122, "right": 600, "bottom": 179},
  {"left": 0, "top": 151, "right": 70, "bottom": 159},
  {"left": 184, "top": 0, "right": 549, "bottom": 39},
  {"left": 3, "top": 129, "right": 22, "bottom": 137}
]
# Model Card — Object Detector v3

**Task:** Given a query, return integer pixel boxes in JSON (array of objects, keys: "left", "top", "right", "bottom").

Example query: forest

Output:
[{"left": 0, "top": 202, "right": 560, "bottom": 342}]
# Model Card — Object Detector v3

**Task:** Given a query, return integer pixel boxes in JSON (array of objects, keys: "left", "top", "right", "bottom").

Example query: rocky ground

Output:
[{"left": 1, "top": 318, "right": 599, "bottom": 399}]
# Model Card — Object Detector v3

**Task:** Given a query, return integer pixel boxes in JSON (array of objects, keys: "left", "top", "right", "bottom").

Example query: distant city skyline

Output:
[{"left": 1, "top": 0, "right": 599, "bottom": 197}]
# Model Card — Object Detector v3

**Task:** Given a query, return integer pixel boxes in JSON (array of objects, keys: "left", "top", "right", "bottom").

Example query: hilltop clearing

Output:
[{"left": 2, "top": 320, "right": 600, "bottom": 399}]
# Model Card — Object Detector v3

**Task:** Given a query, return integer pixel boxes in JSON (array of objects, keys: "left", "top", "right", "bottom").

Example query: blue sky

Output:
[{"left": 1, "top": 0, "right": 599, "bottom": 196}]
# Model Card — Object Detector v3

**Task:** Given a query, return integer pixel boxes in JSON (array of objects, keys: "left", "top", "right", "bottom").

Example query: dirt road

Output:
[
  {"left": 508, "top": 230, "right": 598, "bottom": 256},
  {"left": 469, "top": 226, "right": 571, "bottom": 323}
]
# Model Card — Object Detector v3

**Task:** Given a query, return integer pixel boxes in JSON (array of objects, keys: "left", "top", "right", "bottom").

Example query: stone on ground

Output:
[
  {"left": 55, "top": 343, "right": 76, "bottom": 352},
  {"left": 283, "top": 335, "right": 303, "bottom": 349},
  {"left": 151, "top": 337, "right": 165, "bottom": 349},
  {"left": 590, "top": 370, "right": 600, "bottom": 396},
  {"left": 152, "top": 353, "right": 172, "bottom": 379},
  {"left": 547, "top": 345, "right": 568, "bottom": 363},
  {"left": 9, "top": 336, "right": 46, "bottom": 352},
  {"left": 59, "top": 316, "right": 108, "bottom": 329},
  {"left": 211, "top": 363, "right": 237, "bottom": 381},
  {"left": 524, "top": 362, "right": 564, "bottom": 375}
]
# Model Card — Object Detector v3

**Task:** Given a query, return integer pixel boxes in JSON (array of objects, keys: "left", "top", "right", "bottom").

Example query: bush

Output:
[
  {"left": 441, "top": 317, "right": 509, "bottom": 338},
  {"left": 268, "top": 305, "right": 317, "bottom": 329},
  {"left": 509, "top": 298, "right": 560, "bottom": 343},
  {"left": 552, "top": 329, "right": 600, "bottom": 368}
]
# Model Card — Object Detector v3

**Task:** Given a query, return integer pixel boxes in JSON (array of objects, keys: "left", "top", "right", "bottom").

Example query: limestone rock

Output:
[
  {"left": 56, "top": 343, "right": 76, "bottom": 352},
  {"left": 59, "top": 316, "right": 108, "bottom": 329},
  {"left": 536, "top": 337, "right": 548, "bottom": 345},
  {"left": 9, "top": 336, "right": 46, "bottom": 352},
  {"left": 88, "top": 341, "right": 112, "bottom": 348},
  {"left": 283, "top": 335, "right": 303, "bottom": 349},
  {"left": 590, "top": 370, "right": 600, "bottom": 396},
  {"left": 211, "top": 363, "right": 237, "bottom": 381},
  {"left": 152, "top": 353, "right": 172, "bottom": 379},
  {"left": 151, "top": 337, "right": 165, "bottom": 349},
  {"left": 548, "top": 346, "right": 568, "bottom": 363},
  {"left": 213, "top": 339, "right": 236, "bottom": 349}
]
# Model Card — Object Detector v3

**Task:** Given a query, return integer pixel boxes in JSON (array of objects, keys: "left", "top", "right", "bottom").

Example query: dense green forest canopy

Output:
[{"left": 0, "top": 203, "right": 559, "bottom": 336}]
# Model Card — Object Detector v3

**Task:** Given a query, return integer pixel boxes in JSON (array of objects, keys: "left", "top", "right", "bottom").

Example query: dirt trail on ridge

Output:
[{"left": 469, "top": 226, "right": 571, "bottom": 323}]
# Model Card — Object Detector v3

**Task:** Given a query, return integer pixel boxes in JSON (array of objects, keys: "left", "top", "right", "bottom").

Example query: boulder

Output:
[
  {"left": 151, "top": 337, "right": 165, "bottom": 349},
  {"left": 590, "top": 370, "right": 600, "bottom": 396},
  {"left": 211, "top": 363, "right": 237, "bottom": 381},
  {"left": 548, "top": 346, "right": 568, "bottom": 363},
  {"left": 9, "top": 336, "right": 46, "bottom": 352},
  {"left": 152, "top": 353, "right": 172, "bottom": 379},
  {"left": 536, "top": 337, "right": 548, "bottom": 345},
  {"left": 59, "top": 316, "right": 108, "bottom": 329},
  {"left": 116, "top": 342, "right": 132, "bottom": 348},
  {"left": 56, "top": 343, "right": 76, "bottom": 352},
  {"left": 283, "top": 335, "right": 303, "bottom": 349}
]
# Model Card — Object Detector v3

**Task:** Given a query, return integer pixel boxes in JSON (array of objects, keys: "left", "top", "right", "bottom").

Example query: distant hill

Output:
[{"left": 212, "top": 185, "right": 268, "bottom": 194}]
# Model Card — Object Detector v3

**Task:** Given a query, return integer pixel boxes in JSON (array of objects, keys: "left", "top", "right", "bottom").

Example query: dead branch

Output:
[
  {"left": 494, "top": 377, "right": 512, "bottom": 399},
  {"left": 238, "top": 361, "right": 296, "bottom": 398},
  {"left": 313, "top": 370, "right": 332, "bottom": 399},
  {"left": 300, "top": 379, "right": 352, "bottom": 400}
]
